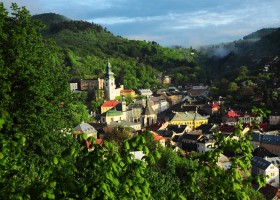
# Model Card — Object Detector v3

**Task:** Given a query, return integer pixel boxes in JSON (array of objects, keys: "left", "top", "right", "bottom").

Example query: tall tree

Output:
[{"left": 0, "top": 3, "right": 78, "bottom": 198}]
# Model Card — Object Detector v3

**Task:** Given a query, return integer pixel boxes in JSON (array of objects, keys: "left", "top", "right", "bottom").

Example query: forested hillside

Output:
[
  {"left": 32, "top": 13, "right": 206, "bottom": 89},
  {"left": 198, "top": 27, "right": 280, "bottom": 81}
]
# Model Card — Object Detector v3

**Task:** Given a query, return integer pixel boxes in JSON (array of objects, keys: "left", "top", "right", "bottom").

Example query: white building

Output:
[
  {"left": 251, "top": 156, "right": 279, "bottom": 187},
  {"left": 70, "top": 82, "right": 78, "bottom": 91},
  {"left": 138, "top": 89, "right": 153, "bottom": 96}
]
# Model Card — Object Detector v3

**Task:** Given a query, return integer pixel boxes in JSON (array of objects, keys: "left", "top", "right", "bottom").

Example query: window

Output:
[
  {"left": 271, "top": 173, "right": 275, "bottom": 177},
  {"left": 270, "top": 166, "right": 275, "bottom": 169}
]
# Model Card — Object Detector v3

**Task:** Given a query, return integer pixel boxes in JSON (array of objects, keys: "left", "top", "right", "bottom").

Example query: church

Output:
[{"left": 104, "top": 60, "right": 123, "bottom": 100}]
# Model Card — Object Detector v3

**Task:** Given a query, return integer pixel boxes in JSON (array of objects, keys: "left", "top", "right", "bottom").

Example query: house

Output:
[
  {"left": 197, "top": 137, "right": 215, "bottom": 154},
  {"left": 120, "top": 89, "right": 136, "bottom": 97},
  {"left": 258, "top": 184, "right": 280, "bottom": 200},
  {"left": 251, "top": 133, "right": 280, "bottom": 156},
  {"left": 170, "top": 111, "right": 208, "bottom": 130},
  {"left": 201, "top": 102, "right": 220, "bottom": 115},
  {"left": 74, "top": 123, "right": 98, "bottom": 139},
  {"left": 226, "top": 110, "right": 263, "bottom": 124},
  {"left": 138, "top": 89, "right": 153, "bottom": 96},
  {"left": 101, "top": 100, "right": 120, "bottom": 114},
  {"left": 70, "top": 82, "right": 78, "bottom": 91},
  {"left": 178, "top": 133, "right": 203, "bottom": 152},
  {"left": 150, "top": 131, "right": 166, "bottom": 147},
  {"left": 251, "top": 156, "right": 279, "bottom": 187},
  {"left": 149, "top": 96, "right": 160, "bottom": 113},
  {"left": 101, "top": 109, "right": 124, "bottom": 124},
  {"left": 188, "top": 88, "right": 209, "bottom": 98},
  {"left": 195, "top": 124, "right": 218, "bottom": 137},
  {"left": 165, "top": 92, "right": 183, "bottom": 105},
  {"left": 80, "top": 78, "right": 104, "bottom": 91}
]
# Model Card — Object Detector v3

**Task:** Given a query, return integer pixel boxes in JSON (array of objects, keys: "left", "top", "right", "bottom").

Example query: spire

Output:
[
  {"left": 143, "top": 96, "right": 155, "bottom": 115},
  {"left": 106, "top": 59, "right": 114, "bottom": 77}
]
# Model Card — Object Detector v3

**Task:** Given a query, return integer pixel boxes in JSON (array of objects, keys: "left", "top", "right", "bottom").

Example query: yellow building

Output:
[
  {"left": 100, "top": 100, "right": 120, "bottom": 114},
  {"left": 170, "top": 112, "right": 208, "bottom": 130},
  {"left": 120, "top": 89, "right": 136, "bottom": 97}
]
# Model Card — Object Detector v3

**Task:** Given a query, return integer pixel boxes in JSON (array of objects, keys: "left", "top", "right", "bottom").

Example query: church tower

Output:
[{"left": 104, "top": 60, "right": 116, "bottom": 100}]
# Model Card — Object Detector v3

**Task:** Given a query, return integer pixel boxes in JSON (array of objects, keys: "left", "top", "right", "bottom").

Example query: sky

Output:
[{"left": 3, "top": 0, "right": 280, "bottom": 48}]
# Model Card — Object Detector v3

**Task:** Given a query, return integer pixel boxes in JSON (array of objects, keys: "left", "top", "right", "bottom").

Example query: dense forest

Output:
[
  {"left": 32, "top": 13, "right": 207, "bottom": 89},
  {"left": 33, "top": 13, "right": 280, "bottom": 94},
  {"left": 1, "top": 3, "right": 279, "bottom": 199}
]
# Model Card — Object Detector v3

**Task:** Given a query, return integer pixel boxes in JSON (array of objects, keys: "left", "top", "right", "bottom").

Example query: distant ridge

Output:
[
  {"left": 32, "top": 13, "right": 70, "bottom": 27},
  {"left": 243, "top": 28, "right": 277, "bottom": 41}
]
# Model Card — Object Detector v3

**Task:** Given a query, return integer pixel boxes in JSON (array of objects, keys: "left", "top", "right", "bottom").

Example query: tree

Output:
[
  {"left": 0, "top": 3, "right": 78, "bottom": 198},
  {"left": 104, "top": 126, "right": 132, "bottom": 149},
  {"left": 227, "top": 82, "right": 239, "bottom": 93}
]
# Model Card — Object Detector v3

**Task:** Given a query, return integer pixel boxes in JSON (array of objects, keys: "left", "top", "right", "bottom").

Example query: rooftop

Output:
[{"left": 101, "top": 100, "right": 120, "bottom": 107}]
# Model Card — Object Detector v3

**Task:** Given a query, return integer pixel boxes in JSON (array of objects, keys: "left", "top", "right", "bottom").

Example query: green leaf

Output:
[
  {"left": 124, "top": 141, "right": 130, "bottom": 150},
  {"left": 53, "top": 156, "right": 58, "bottom": 165},
  {"left": 50, "top": 181, "right": 56, "bottom": 188}
]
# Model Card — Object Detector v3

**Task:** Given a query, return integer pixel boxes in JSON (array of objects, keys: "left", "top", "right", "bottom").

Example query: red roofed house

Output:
[
  {"left": 201, "top": 102, "right": 220, "bottom": 115},
  {"left": 101, "top": 100, "right": 120, "bottom": 114},
  {"left": 151, "top": 131, "right": 166, "bottom": 147},
  {"left": 228, "top": 110, "right": 243, "bottom": 118}
]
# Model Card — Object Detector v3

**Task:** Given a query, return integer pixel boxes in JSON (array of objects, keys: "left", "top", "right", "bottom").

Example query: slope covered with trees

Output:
[{"left": 32, "top": 13, "right": 206, "bottom": 88}]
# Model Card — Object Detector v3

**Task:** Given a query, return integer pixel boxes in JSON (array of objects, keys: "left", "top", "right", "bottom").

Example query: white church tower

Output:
[{"left": 104, "top": 60, "right": 116, "bottom": 100}]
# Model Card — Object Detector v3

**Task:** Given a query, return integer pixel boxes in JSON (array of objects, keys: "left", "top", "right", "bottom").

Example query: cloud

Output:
[{"left": 3, "top": 0, "right": 280, "bottom": 47}]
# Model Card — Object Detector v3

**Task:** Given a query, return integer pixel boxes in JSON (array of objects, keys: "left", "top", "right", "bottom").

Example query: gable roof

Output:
[
  {"left": 171, "top": 112, "right": 207, "bottom": 122},
  {"left": 101, "top": 100, "right": 120, "bottom": 107},
  {"left": 259, "top": 184, "right": 280, "bottom": 200},
  {"left": 167, "top": 124, "right": 188, "bottom": 133},
  {"left": 195, "top": 124, "right": 217, "bottom": 134},
  {"left": 178, "top": 133, "right": 203, "bottom": 142},
  {"left": 251, "top": 133, "right": 280, "bottom": 145},
  {"left": 251, "top": 156, "right": 272, "bottom": 170},
  {"left": 74, "top": 123, "right": 97, "bottom": 134}
]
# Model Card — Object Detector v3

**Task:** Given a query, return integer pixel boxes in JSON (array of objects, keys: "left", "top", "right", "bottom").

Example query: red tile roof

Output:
[
  {"left": 153, "top": 134, "right": 165, "bottom": 141},
  {"left": 101, "top": 100, "right": 119, "bottom": 107},
  {"left": 228, "top": 110, "right": 243, "bottom": 117}
]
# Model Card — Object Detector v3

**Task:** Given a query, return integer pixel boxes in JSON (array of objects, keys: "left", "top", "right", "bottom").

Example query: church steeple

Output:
[
  {"left": 104, "top": 59, "right": 116, "bottom": 100},
  {"left": 106, "top": 59, "right": 114, "bottom": 78},
  {"left": 144, "top": 96, "right": 155, "bottom": 115}
]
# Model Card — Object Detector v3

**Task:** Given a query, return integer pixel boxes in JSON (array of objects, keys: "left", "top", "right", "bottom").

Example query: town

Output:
[{"left": 70, "top": 58, "right": 280, "bottom": 199}]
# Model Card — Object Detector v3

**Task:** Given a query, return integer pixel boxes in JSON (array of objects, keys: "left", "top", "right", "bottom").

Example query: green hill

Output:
[{"left": 33, "top": 13, "right": 202, "bottom": 89}]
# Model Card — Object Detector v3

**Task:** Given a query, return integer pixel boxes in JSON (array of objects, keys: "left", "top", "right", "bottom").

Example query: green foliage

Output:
[
  {"left": 32, "top": 13, "right": 203, "bottom": 88},
  {"left": 0, "top": 3, "right": 269, "bottom": 200}
]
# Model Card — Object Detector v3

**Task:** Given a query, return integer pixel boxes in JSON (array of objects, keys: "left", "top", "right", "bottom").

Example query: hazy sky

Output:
[{"left": 3, "top": 0, "right": 280, "bottom": 47}]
